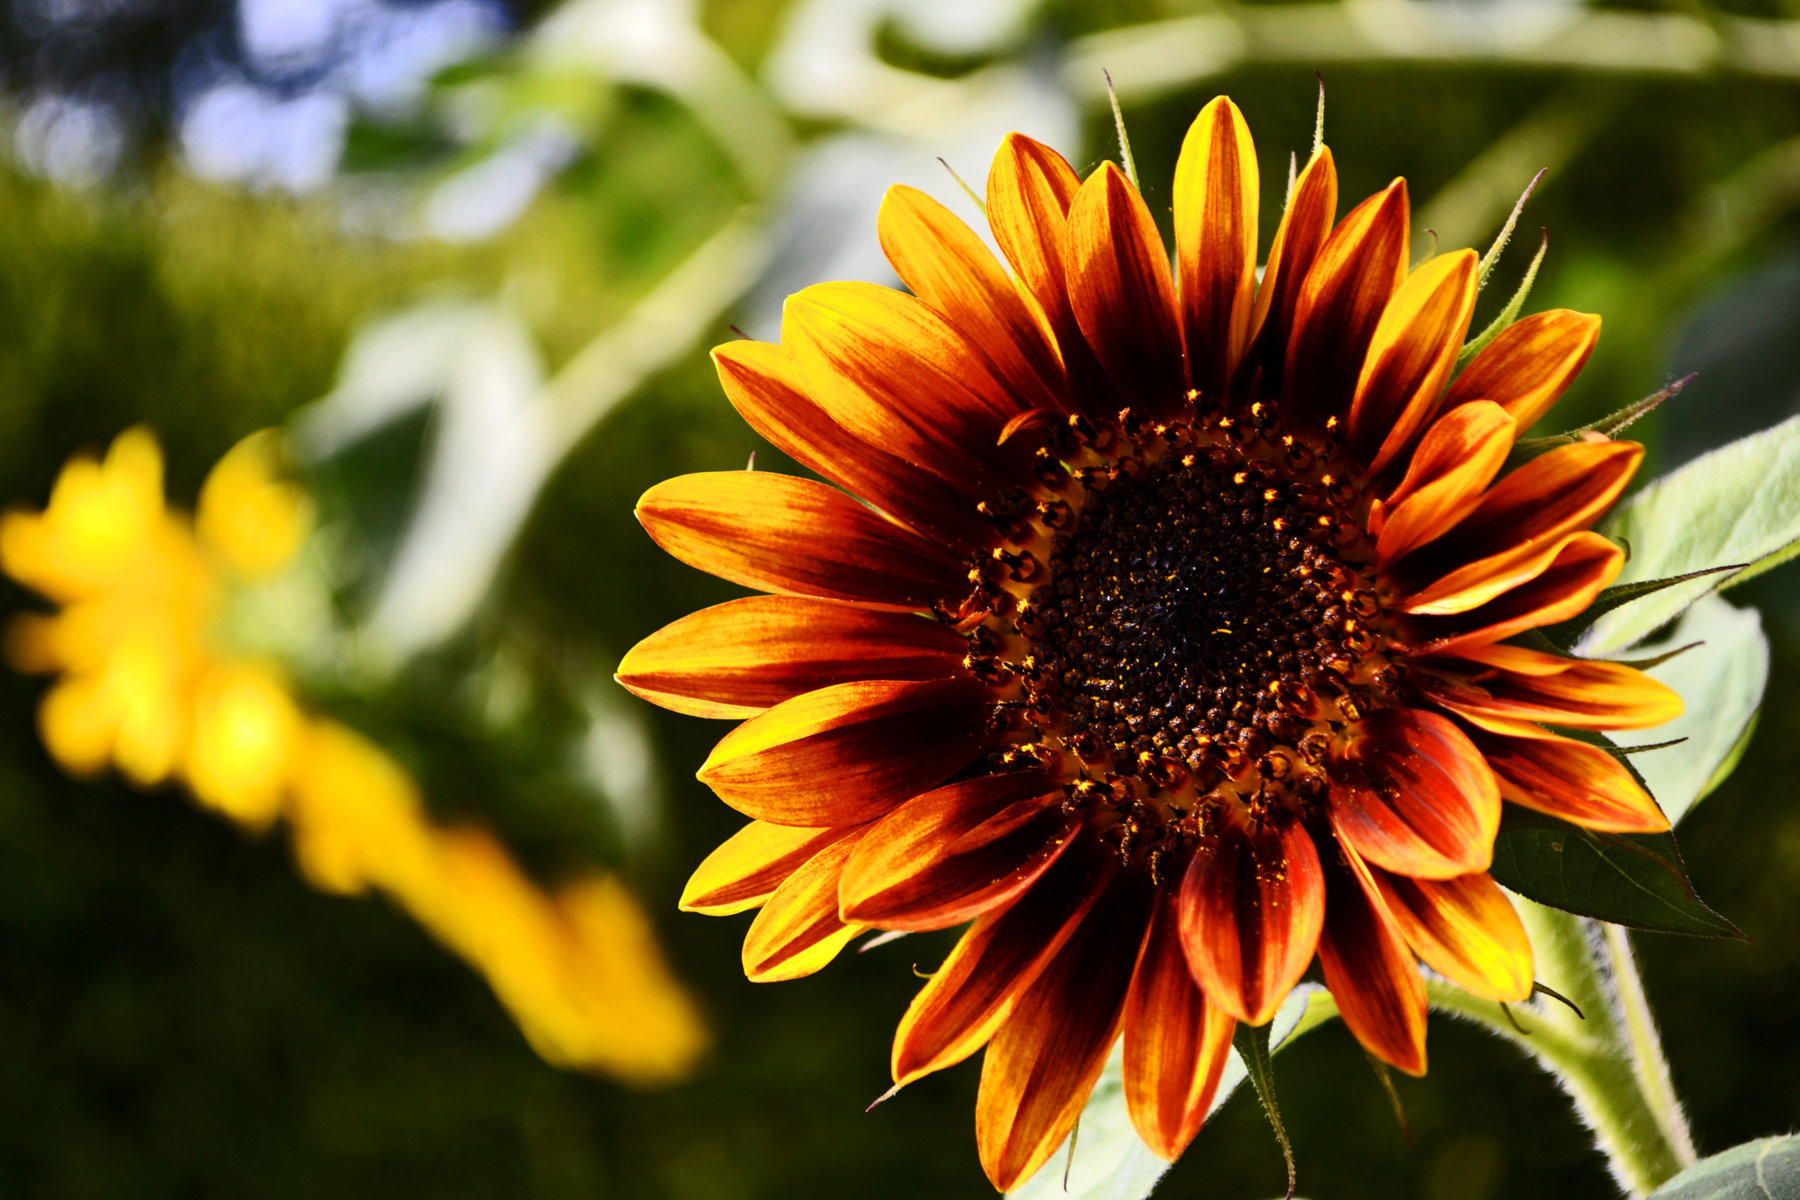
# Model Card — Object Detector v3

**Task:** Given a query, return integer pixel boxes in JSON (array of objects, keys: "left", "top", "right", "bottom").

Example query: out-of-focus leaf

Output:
[
  {"left": 1584, "top": 414, "right": 1800, "bottom": 653},
  {"left": 1647, "top": 1135, "right": 1800, "bottom": 1199},
  {"left": 1007, "top": 987, "right": 1336, "bottom": 1199},
  {"left": 1488, "top": 808, "right": 1743, "bottom": 939},
  {"left": 1613, "top": 594, "right": 1769, "bottom": 826}
]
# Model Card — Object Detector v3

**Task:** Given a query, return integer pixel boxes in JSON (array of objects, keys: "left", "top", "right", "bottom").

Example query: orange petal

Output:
[
  {"left": 1370, "top": 867, "right": 1534, "bottom": 1002},
  {"left": 1444, "top": 310, "right": 1602, "bottom": 431},
  {"left": 782, "top": 281, "right": 1038, "bottom": 490},
  {"left": 1468, "top": 722, "right": 1671, "bottom": 833},
  {"left": 681, "top": 821, "right": 857, "bottom": 916},
  {"left": 1392, "top": 439, "right": 1642, "bottom": 615},
  {"left": 1404, "top": 531, "right": 1623, "bottom": 658},
  {"left": 1244, "top": 148, "right": 1337, "bottom": 392},
  {"left": 1350, "top": 249, "right": 1480, "bottom": 474},
  {"left": 975, "top": 876, "right": 1152, "bottom": 1192},
  {"left": 1174, "top": 96, "right": 1259, "bottom": 400},
  {"left": 1284, "top": 179, "right": 1410, "bottom": 435},
  {"left": 1331, "top": 708, "right": 1499, "bottom": 879},
  {"left": 1431, "top": 644, "right": 1683, "bottom": 731},
  {"left": 985, "top": 133, "right": 1081, "bottom": 337},
  {"left": 742, "top": 829, "right": 869, "bottom": 981},
  {"left": 1374, "top": 400, "right": 1516, "bottom": 566},
  {"left": 618, "top": 596, "right": 967, "bottom": 720},
  {"left": 838, "top": 772, "right": 1073, "bottom": 931},
  {"left": 713, "top": 339, "right": 991, "bottom": 549},
  {"left": 879, "top": 184, "right": 1068, "bottom": 415},
  {"left": 636, "top": 471, "right": 962, "bottom": 611},
  {"left": 1067, "top": 162, "right": 1188, "bottom": 419},
  {"left": 1318, "top": 835, "right": 1428, "bottom": 1075},
  {"left": 698, "top": 678, "right": 995, "bottom": 826},
  {"left": 1177, "top": 814, "right": 1324, "bottom": 1026},
  {"left": 1123, "top": 891, "right": 1237, "bottom": 1161},
  {"left": 891, "top": 836, "right": 1113, "bottom": 1084}
]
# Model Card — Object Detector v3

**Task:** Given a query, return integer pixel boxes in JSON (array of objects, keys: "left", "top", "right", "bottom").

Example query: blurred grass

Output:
[{"left": 2, "top": 2, "right": 1800, "bottom": 1196}]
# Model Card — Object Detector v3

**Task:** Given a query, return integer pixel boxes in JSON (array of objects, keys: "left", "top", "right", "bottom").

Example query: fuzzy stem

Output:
[{"left": 1425, "top": 901, "right": 1696, "bottom": 1195}]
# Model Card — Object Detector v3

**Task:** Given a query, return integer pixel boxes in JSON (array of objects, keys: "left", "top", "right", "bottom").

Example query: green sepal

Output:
[
  {"left": 1537, "top": 564, "right": 1741, "bottom": 650},
  {"left": 1488, "top": 807, "right": 1744, "bottom": 940},
  {"left": 1506, "top": 374, "right": 1693, "bottom": 466},
  {"left": 1233, "top": 1020, "right": 1297, "bottom": 1200}
]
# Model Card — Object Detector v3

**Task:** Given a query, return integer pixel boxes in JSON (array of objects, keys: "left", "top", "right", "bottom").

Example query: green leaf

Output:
[
  {"left": 1007, "top": 987, "right": 1336, "bottom": 1199},
  {"left": 1611, "top": 594, "right": 1769, "bottom": 826},
  {"left": 1647, "top": 1135, "right": 1800, "bottom": 1199},
  {"left": 1488, "top": 808, "right": 1743, "bottom": 939},
  {"left": 1586, "top": 413, "right": 1800, "bottom": 653}
]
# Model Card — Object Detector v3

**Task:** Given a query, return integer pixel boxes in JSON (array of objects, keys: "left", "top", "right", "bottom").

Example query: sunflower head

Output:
[{"left": 622, "top": 96, "right": 1681, "bottom": 1191}]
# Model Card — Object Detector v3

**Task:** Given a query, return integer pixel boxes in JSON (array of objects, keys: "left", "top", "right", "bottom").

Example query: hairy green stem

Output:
[{"left": 1426, "top": 901, "right": 1696, "bottom": 1196}]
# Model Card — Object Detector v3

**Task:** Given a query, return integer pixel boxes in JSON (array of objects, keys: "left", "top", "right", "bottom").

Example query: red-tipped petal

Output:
[
  {"left": 1123, "top": 891, "right": 1237, "bottom": 1161},
  {"left": 1331, "top": 708, "right": 1500, "bottom": 880},
  {"left": 838, "top": 772, "right": 1073, "bottom": 931},
  {"left": 892, "top": 837, "right": 1113, "bottom": 1085},
  {"left": 1177, "top": 814, "right": 1324, "bottom": 1026},
  {"left": 1444, "top": 309, "right": 1601, "bottom": 431},
  {"left": 1244, "top": 148, "right": 1337, "bottom": 392},
  {"left": 1351, "top": 250, "right": 1480, "bottom": 474},
  {"left": 713, "top": 339, "right": 991, "bottom": 549},
  {"left": 742, "top": 829, "right": 869, "bottom": 981},
  {"left": 1374, "top": 400, "right": 1516, "bottom": 566},
  {"left": 681, "top": 820, "right": 856, "bottom": 915},
  {"left": 1174, "top": 96, "right": 1259, "bottom": 399},
  {"left": 619, "top": 596, "right": 967, "bottom": 720},
  {"left": 975, "top": 876, "right": 1151, "bottom": 1192},
  {"left": 1067, "top": 162, "right": 1188, "bottom": 419},
  {"left": 1319, "top": 835, "right": 1428, "bottom": 1074},
  {"left": 1284, "top": 179, "right": 1410, "bottom": 434},
  {"left": 1468, "top": 722, "right": 1671, "bottom": 833},
  {"left": 698, "top": 678, "right": 994, "bottom": 826},
  {"left": 1429, "top": 644, "right": 1683, "bottom": 731},
  {"left": 1371, "top": 867, "right": 1534, "bottom": 1002},
  {"left": 636, "top": 471, "right": 962, "bottom": 611}
]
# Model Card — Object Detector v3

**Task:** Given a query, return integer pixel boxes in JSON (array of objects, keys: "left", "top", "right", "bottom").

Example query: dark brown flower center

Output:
[{"left": 957, "top": 403, "right": 1397, "bottom": 863}]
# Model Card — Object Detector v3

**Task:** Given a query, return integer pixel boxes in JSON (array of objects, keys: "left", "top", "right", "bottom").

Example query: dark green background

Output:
[{"left": 4, "top": 1, "right": 1800, "bottom": 1196}]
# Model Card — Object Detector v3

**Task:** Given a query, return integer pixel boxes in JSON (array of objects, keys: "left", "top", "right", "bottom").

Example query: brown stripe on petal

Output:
[
  {"left": 1349, "top": 249, "right": 1480, "bottom": 475},
  {"left": 879, "top": 184, "right": 1070, "bottom": 416},
  {"left": 1443, "top": 310, "right": 1602, "bottom": 432},
  {"left": 742, "top": 830, "right": 870, "bottom": 981},
  {"left": 839, "top": 773, "right": 1073, "bottom": 932},
  {"left": 1371, "top": 867, "right": 1534, "bottom": 1002},
  {"left": 713, "top": 340, "right": 992, "bottom": 549},
  {"left": 1123, "top": 891, "right": 1237, "bottom": 1162},
  {"left": 975, "top": 875, "right": 1153, "bottom": 1192},
  {"left": 1067, "top": 163, "right": 1189, "bottom": 420},
  {"left": 1174, "top": 96, "right": 1259, "bottom": 401},
  {"left": 682, "top": 820, "right": 856, "bottom": 915},
  {"left": 891, "top": 836, "right": 1113, "bottom": 1085},
  {"left": 1468, "top": 722, "right": 1671, "bottom": 833},
  {"left": 1374, "top": 400, "right": 1516, "bottom": 567},
  {"left": 1243, "top": 148, "right": 1337, "bottom": 396},
  {"left": 1284, "top": 179, "right": 1410, "bottom": 436},
  {"left": 618, "top": 596, "right": 968, "bottom": 720},
  {"left": 1403, "top": 532, "right": 1622, "bottom": 659},
  {"left": 1319, "top": 834, "right": 1428, "bottom": 1075},
  {"left": 636, "top": 471, "right": 963, "bottom": 612},
  {"left": 1390, "top": 439, "right": 1642, "bottom": 615},
  {"left": 1329, "top": 708, "right": 1500, "bottom": 880},
  {"left": 698, "top": 677, "right": 996, "bottom": 827},
  {"left": 1177, "top": 812, "right": 1324, "bottom": 1026}
]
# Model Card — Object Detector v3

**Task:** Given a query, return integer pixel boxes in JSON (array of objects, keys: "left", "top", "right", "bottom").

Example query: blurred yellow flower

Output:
[{"left": 3, "top": 428, "right": 706, "bottom": 1085}]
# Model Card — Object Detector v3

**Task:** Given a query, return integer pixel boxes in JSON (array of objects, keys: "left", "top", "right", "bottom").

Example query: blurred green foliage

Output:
[{"left": 4, "top": 0, "right": 1800, "bottom": 1197}]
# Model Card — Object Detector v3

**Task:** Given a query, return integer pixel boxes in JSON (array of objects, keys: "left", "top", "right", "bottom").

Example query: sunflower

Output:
[{"left": 620, "top": 96, "right": 1681, "bottom": 1190}]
